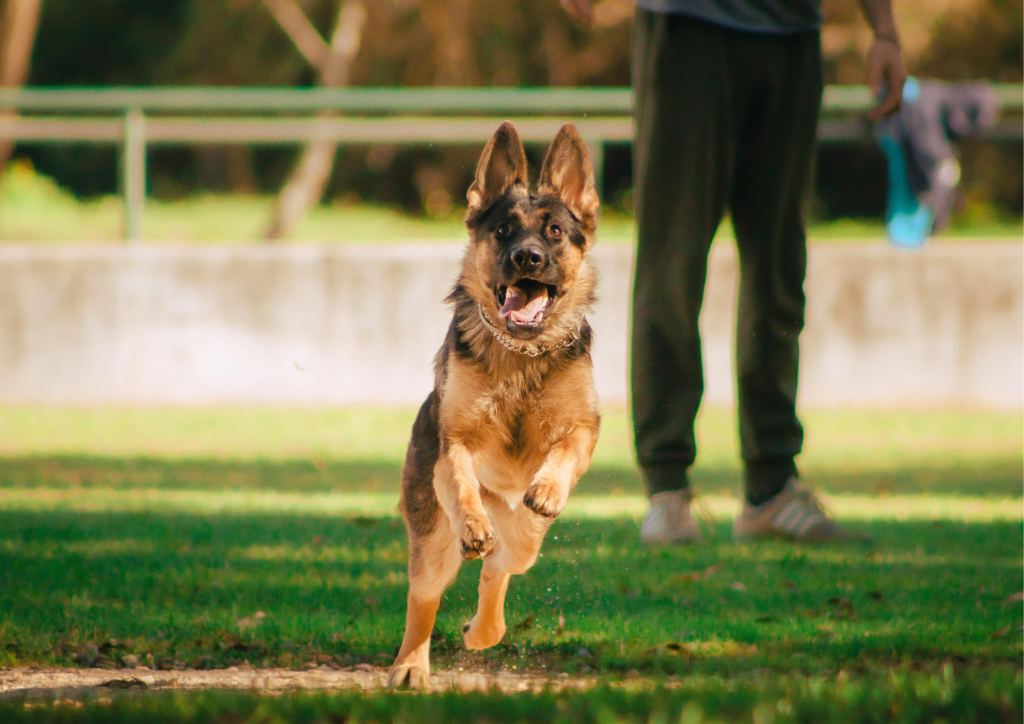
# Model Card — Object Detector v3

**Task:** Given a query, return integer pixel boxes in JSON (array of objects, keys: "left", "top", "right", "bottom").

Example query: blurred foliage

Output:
[
  {"left": 150, "top": 0, "right": 632, "bottom": 88},
  {"left": 3, "top": 158, "right": 1020, "bottom": 241},
  {"left": 13, "top": 0, "right": 1024, "bottom": 220},
  {"left": 820, "top": 0, "right": 1023, "bottom": 84},
  {"left": 913, "top": 0, "right": 1023, "bottom": 83}
]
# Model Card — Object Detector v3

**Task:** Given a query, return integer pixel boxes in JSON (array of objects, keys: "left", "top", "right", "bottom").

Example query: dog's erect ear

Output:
[
  {"left": 538, "top": 123, "right": 599, "bottom": 224},
  {"left": 467, "top": 121, "right": 528, "bottom": 213}
]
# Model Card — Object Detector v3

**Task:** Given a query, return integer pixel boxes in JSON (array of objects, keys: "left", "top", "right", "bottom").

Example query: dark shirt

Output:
[{"left": 636, "top": 0, "right": 821, "bottom": 33}]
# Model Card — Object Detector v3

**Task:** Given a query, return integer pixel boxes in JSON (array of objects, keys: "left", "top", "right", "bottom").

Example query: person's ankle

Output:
[
  {"left": 651, "top": 488, "right": 692, "bottom": 502},
  {"left": 745, "top": 460, "right": 797, "bottom": 506},
  {"left": 642, "top": 464, "right": 690, "bottom": 498},
  {"left": 746, "top": 488, "right": 781, "bottom": 507}
]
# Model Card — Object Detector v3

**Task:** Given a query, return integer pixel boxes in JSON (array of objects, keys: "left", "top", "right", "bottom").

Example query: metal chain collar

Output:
[{"left": 476, "top": 304, "right": 583, "bottom": 358}]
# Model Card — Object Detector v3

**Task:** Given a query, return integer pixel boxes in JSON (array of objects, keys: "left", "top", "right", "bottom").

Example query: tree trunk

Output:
[
  {"left": 264, "top": 0, "right": 365, "bottom": 241},
  {"left": 0, "top": 0, "right": 42, "bottom": 177},
  {"left": 226, "top": 146, "right": 257, "bottom": 195}
]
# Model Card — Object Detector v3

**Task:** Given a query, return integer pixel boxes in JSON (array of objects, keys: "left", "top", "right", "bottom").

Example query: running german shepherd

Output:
[{"left": 387, "top": 121, "right": 601, "bottom": 689}]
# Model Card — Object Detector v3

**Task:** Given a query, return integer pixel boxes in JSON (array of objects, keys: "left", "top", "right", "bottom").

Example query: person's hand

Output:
[
  {"left": 865, "top": 37, "right": 907, "bottom": 120},
  {"left": 560, "top": 0, "right": 594, "bottom": 29}
]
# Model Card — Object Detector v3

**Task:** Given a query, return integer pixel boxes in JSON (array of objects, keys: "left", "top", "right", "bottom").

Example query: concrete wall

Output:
[{"left": 0, "top": 241, "right": 1019, "bottom": 409}]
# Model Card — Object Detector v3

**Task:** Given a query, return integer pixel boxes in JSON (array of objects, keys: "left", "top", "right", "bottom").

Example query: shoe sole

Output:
[
  {"left": 733, "top": 530, "right": 872, "bottom": 543},
  {"left": 640, "top": 534, "right": 701, "bottom": 546}
]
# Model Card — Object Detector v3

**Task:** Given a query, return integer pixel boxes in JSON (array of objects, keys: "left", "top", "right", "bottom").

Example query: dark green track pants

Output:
[{"left": 630, "top": 11, "right": 823, "bottom": 501}]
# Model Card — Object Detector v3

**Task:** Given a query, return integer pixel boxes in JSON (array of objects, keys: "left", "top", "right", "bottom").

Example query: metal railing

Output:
[{"left": 0, "top": 85, "right": 1020, "bottom": 241}]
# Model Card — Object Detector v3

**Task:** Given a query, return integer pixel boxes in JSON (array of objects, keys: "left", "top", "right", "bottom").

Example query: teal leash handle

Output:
[{"left": 876, "top": 77, "right": 933, "bottom": 249}]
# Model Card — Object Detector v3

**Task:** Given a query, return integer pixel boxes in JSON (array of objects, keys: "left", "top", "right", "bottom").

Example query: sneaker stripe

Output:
[
  {"left": 771, "top": 501, "right": 794, "bottom": 529},
  {"left": 794, "top": 513, "right": 823, "bottom": 537},
  {"left": 783, "top": 510, "right": 809, "bottom": 534},
  {"left": 773, "top": 500, "right": 803, "bottom": 531}
]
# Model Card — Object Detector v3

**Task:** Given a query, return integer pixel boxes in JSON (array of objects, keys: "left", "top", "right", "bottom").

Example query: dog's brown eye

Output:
[
  {"left": 496, "top": 223, "right": 511, "bottom": 237},
  {"left": 549, "top": 224, "right": 562, "bottom": 238}
]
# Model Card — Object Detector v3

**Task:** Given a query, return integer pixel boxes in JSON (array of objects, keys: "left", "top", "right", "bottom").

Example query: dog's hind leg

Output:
[
  {"left": 462, "top": 561, "right": 511, "bottom": 651},
  {"left": 462, "top": 501, "right": 552, "bottom": 650},
  {"left": 388, "top": 524, "right": 461, "bottom": 690}
]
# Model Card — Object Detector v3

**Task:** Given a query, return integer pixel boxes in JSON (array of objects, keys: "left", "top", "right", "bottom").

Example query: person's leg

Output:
[
  {"left": 631, "top": 11, "right": 737, "bottom": 497},
  {"left": 728, "top": 32, "right": 822, "bottom": 506},
  {"left": 728, "top": 37, "right": 868, "bottom": 542}
]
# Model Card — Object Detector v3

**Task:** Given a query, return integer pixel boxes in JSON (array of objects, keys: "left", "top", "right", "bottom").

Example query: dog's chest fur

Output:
[{"left": 440, "top": 353, "right": 594, "bottom": 507}]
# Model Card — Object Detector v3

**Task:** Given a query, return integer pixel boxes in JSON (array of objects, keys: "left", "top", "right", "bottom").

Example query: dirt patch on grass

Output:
[{"left": 0, "top": 666, "right": 595, "bottom": 700}]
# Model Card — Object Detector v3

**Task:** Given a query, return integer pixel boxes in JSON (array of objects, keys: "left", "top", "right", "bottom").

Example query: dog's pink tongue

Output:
[
  {"left": 499, "top": 285, "right": 548, "bottom": 323},
  {"left": 499, "top": 285, "right": 526, "bottom": 319}
]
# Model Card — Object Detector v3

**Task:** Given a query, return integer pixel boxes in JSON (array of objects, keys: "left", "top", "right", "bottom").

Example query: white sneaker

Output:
[
  {"left": 733, "top": 478, "right": 869, "bottom": 542},
  {"left": 640, "top": 489, "right": 701, "bottom": 545}
]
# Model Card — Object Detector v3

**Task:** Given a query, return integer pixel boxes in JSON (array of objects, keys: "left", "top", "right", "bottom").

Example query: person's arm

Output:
[
  {"left": 560, "top": 0, "right": 593, "bottom": 28},
  {"left": 857, "top": 0, "right": 907, "bottom": 120}
]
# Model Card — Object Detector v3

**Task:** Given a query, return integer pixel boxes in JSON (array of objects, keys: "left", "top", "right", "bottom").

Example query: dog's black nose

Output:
[{"left": 510, "top": 242, "right": 547, "bottom": 273}]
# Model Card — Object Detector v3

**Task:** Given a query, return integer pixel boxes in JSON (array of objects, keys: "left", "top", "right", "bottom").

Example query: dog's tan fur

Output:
[{"left": 386, "top": 122, "right": 601, "bottom": 689}]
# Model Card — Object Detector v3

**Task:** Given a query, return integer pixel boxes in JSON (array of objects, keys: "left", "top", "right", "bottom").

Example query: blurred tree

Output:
[
  {"left": 262, "top": 0, "right": 366, "bottom": 240},
  {"left": 26, "top": 0, "right": 189, "bottom": 197},
  {"left": 9, "top": 0, "right": 1021, "bottom": 221},
  {"left": 917, "top": 0, "right": 1023, "bottom": 82},
  {"left": 821, "top": 0, "right": 1023, "bottom": 84},
  {"left": 0, "top": 0, "right": 43, "bottom": 175}
]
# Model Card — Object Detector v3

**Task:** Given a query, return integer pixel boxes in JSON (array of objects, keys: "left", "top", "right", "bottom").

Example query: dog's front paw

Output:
[
  {"left": 459, "top": 515, "right": 497, "bottom": 559},
  {"left": 523, "top": 478, "right": 568, "bottom": 519},
  {"left": 387, "top": 661, "right": 430, "bottom": 690},
  {"left": 462, "top": 613, "right": 506, "bottom": 650}
]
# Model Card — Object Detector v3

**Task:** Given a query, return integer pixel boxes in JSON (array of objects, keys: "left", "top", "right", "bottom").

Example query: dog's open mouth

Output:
[{"left": 497, "top": 279, "right": 557, "bottom": 327}]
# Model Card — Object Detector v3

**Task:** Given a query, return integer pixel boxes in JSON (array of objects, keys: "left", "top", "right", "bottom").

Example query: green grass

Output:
[
  {"left": 1, "top": 162, "right": 1021, "bottom": 243},
  {"left": 0, "top": 511, "right": 1021, "bottom": 721},
  {"left": 4, "top": 674, "right": 1021, "bottom": 723},
  {"left": 1, "top": 405, "right": 1019, "bottom": 497},
  {"left": 2, "top": 508, "right": 1021, "bottom": 669},
  {"left": 0, "top": 509, "right": 1021, "bottom": 672},
  {"left": 0, "top": 405, "right": 1020, "bottom": 722}
]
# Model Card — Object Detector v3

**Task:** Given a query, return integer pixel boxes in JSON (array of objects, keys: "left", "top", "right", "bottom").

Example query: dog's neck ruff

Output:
[{"left": 477, "top": 304, "right": 583, "bottom": 358}]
